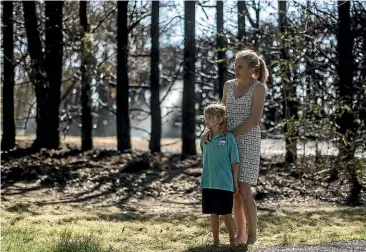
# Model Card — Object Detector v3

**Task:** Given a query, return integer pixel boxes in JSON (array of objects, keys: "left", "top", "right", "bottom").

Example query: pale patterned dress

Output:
[{"left": 226, "top": 79, "right": 264, "bottom": 185}]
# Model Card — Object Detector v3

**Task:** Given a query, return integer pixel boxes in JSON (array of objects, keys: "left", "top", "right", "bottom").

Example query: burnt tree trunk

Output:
[
  {"left": 278, "top": 0, "right": 297, "bottom": 163},
  {"left": 237, "top": 0, "right": 246, "bottom": 48},
  {"left": 182, "top": 0, "right": 197, "bottom": 157},
  {"left": 43, "top": 0, "right": 63, "bottom": 148},
  {"left": 336, "top": 0, "right": 361, "bottom": 205},
  {"left": 23, "top": 1, "right": 50, "bottom": 149},
  {"left": 80, "top": 1, "right": 93, "bottom": 151},
  {"left": 117, "top": 1, "right": 132, "bottom": 152},
  {"left": 216, "top": 0, "right": 227, "bottom": 100},
  {"left": 149, "top": 0, "right": 161, "bottom": 153},
  {"left": 2, "top": 1, "right": 16, "bottom": 150}
]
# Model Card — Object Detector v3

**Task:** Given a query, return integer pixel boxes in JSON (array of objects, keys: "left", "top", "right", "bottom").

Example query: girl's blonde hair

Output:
[
  {"left": 204, "top": 103, "right": 227, "bottom": 134},
  {"left": 235, "top": 49, "right": 269, "bottom": 84}
]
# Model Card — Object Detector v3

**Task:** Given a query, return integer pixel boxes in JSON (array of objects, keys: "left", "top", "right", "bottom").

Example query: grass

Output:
[{"left": 1, "top": 204, "right": 366, "bottom": 252}]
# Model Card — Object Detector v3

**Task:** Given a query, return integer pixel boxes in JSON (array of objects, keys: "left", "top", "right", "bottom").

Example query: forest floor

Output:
[{"left": 1, "top": 137, "right": 366, "bottom": 251}]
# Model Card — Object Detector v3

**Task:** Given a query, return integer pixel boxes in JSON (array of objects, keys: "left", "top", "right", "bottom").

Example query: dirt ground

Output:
[{"left": 1, "top": 138, "right": 365, "bottom": 215}]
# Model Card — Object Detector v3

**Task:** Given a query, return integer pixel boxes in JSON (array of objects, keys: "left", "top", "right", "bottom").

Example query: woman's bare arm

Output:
[
  {"left": 231, "top": 84, "right": 266, "bottom": 136},
  {"left": 221, "top": 81, "right": 230, "bottom": 106}
]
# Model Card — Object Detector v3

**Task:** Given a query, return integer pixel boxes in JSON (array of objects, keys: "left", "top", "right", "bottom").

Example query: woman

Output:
[{"left": 204, "top": 49, "right": 268, "bottom": 245}]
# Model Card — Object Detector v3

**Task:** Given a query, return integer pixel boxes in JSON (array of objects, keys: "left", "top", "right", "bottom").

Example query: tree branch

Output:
[
  {"left": 243, "top": 2, "right": 256, "bottom": 28},
  {"left": 91, "top": 7, "right": 117, "bottom": 33},
  {"left": 128, "top": 12, "right": 151, "bottom": 33}
]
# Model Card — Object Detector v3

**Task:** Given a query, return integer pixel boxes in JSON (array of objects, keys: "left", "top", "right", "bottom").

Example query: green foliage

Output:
[{"left": 81, "top": 33, "right": 94, "bottom": 56}]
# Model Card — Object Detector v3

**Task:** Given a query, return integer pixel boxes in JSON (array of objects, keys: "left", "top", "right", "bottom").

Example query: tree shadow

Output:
[
  {"left": 1, "top": 148, "right": 203, "bottom": 212},
  {"left": 2, "top": 146, "right": 365, "bottom": 214},
  {"left": 247, "top": 241, "right": 366, "bottom": 252},
  {"left": 5, "top": 203, "right": 38, "bottom": 215},
  {"left": 96, "top": 210, "right": 205, "bottom": 224},
  {"left": 1, "top": 163, "right": 82, "bottom": 193},
  {"left": 256, "top": 159, "right": 366, "bottom": 206},
  {"left": 1, "top": 146, "right": 40, "bottom": 161},
  {"left": 257, "top": 207, "right": 366, "bottom": 232}
]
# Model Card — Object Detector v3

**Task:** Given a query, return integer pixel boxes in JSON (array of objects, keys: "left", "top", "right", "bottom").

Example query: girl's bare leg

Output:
[
  {"left": 239, "top": 183, "right": 257, "bottom": 245},
  {"left": 233, "top": 193, "right": 247, "bottom": 243},
  {"left": 222, "top": 214, "right": 236, "bottom": 245},
  {"left": 210, "top": 214, "right": 220, "bottom": 245}
]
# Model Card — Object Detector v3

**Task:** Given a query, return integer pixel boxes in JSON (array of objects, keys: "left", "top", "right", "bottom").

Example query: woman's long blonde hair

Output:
[
  {"left": 236, "top": 49, "right": 269, "bottom": 84},
  {"left": 204, "top": 103, "right": 227, "bottom": 134}
]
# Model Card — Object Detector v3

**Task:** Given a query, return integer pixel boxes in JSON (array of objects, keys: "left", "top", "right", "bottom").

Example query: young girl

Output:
[
  {"left": 204, "top": 49, "right": 268, "bottom": 245},
  {"left": 200, "top": 103, "right": 240, "bottom": 246}
]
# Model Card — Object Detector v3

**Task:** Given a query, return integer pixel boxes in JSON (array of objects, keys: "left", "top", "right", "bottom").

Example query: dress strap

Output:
[
  {"left": 229, "top": 79, "right": 235, "bottom": 93},
  {"left": 230, "top": 79, "right": 235, "bottom": 87},
  {"left": 250, "top": 80, "right": 261, "bottom": 92}
]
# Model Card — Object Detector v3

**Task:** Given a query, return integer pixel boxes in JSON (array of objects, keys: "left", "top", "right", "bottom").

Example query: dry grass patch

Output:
[{"left": 1, "top": 204, "right": 365, "bottom": 252}]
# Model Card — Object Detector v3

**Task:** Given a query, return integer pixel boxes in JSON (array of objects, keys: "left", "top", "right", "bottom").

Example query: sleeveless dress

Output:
[{"left": 226, "top": 79, "right": 263, "bottom": 185}]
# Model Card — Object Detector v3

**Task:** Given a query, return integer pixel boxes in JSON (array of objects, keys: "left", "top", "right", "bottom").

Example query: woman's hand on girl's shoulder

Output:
[{"left": 203, "top": 128, "right": 212, "bottom": 144}]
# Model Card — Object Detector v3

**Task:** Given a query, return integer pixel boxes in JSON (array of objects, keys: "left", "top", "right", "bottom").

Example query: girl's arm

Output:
[{"left": 231, "top": 84, "right": 266, "bottom": 136}]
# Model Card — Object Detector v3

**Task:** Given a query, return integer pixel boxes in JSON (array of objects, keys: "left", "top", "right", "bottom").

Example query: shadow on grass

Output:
[
  {"left": 74, "top": 210, "right": 206, "bottom": 225},
  {"left": 257, "top": 207, "right": 366, "bottom": 234},
  {"left": 184, "top": 244, "right": 248, "bottom": 252},
  {"left": 91, "top": 206, "right": 366, "bottom": 232},
  {"left": 6, "top": 203, "right": 38, "bottom": 215}
]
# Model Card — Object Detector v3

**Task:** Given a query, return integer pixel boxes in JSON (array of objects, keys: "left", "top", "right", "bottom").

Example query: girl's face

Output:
[
  {"left": 204, "top": 114, "right": 222, "bottom": 129},
  {"left": 235, "top": 58, "right": 253, "bottom": 79}
]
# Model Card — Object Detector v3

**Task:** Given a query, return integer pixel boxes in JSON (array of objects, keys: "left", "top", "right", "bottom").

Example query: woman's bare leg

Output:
[
  {"left": 239, "top": 183, "right": 257, "bottom": 245},
  {"left": 233, "top": 193, "right": 247, "bottom": 243}
]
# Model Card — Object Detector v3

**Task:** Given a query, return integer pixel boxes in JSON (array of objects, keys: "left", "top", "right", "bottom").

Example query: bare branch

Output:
[
  {"left": 131, "top": 126, "right": 151, "bottom": 136},
  {"left": 128, "top": 12, "right": 151, "bottom": 33},
  {"left": 196, "top": 1, "right": 210, "bottom": 20},
  {"left": 91, "top": 7, "right": 117, "bottom": 33},
  {"left": 243, "top": 2, "right": 256, "bottom": 28},
  {"left": 130, "top": 108, "right": 150, "bottom": 114},
  {"left": 129, "top": 53, "right": 150, "bottom": 57},
  {"left": 160, "top": 61, "right": 184, "bottom": 104}
]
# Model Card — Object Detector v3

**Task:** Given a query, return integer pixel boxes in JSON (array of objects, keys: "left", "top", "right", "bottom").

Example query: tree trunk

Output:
[
  {"left": 23, "top": 1, "right": 63, "bottom": 149},
  {"left": 182, "top": 1, "right": 196, "bottom": 157},
  {"left": 237, "top": 0, "right": 246, "bottom": 48},
  {"left": 149, "top": 0, "right": 161, "bottom": 153},
  {"left": 43, "top": 0, "right": 63, "bottom": 148},
  {"left": 80, "top": 1, "right": 93, "bottom": 151},
  {"left": 2, "top": 1, "right": 16, "bottom": 150},
  {"left": 336, "top": 0, "right": 361, "bottom": 205},
  {"left": 22, "top": 1, "right": 50, "bottom": 149},
  {"left": 117, "top": 1, "right": 131, "bottom": 152},
  {"left": 361, "top": 20, "right": 366, "bottom": 132},
  {"left": 216, "top": 0, "right": 227, "bottom": 100},
  {"left": 337, "top": 0, "right": 355, "bottom": 156},
  {"left": 278, "top": 0, "right": 297, "bottom": 163}
]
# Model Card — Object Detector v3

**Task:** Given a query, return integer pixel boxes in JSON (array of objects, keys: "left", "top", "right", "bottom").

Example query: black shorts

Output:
[{"left": 202, "top": 188, "right": 233, "bottom": 215}]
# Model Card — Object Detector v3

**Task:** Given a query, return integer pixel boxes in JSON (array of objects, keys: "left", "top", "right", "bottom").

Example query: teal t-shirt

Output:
[{"left": 200, "top": 133, "right": 240, "bottom": 192}]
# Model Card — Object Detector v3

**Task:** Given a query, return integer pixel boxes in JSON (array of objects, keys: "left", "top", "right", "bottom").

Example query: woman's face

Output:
[{"left": 235, "top": 58, "right": 252, "bottom": 79}]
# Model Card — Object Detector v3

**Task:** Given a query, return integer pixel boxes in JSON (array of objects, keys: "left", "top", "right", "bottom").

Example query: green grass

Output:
[{"left": 1, "top": 205, "right": 366, "bottom": 252}]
